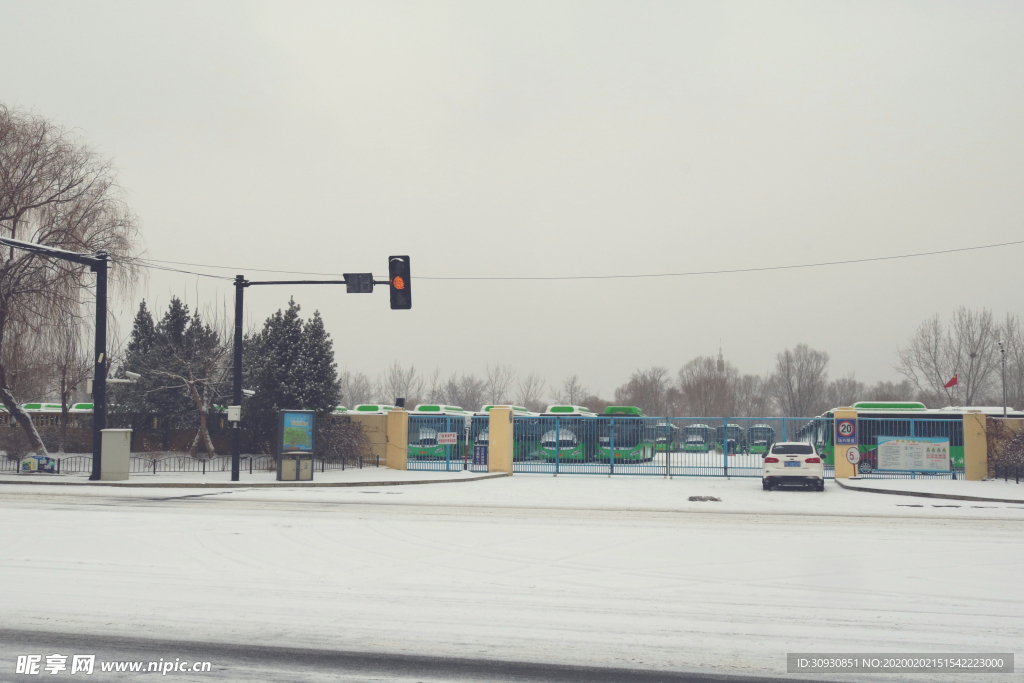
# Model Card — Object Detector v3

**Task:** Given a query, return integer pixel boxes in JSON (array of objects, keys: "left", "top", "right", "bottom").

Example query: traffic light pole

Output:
[
  {"left": 231, "top": 275, "right": 245, "bottom": 481},
  {"left": 228, "top": 270, "right": 399, "bottom": 481},
  {"left": 90, "top": 254, "right": 109, "bottom": 480},
  {"left": 0, "top": 237, "right": 110, "bottom": 480}
]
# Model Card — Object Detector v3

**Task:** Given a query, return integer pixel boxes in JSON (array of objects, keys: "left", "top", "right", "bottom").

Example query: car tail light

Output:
[
  {"left": 765, "top": 457, "right": 779, "bottom": 463},
  {"left": 805, "top": 457, "right": 821, "bottom": 463}
]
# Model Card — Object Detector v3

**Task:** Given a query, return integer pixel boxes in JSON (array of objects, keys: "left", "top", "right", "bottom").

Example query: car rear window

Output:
[{"left": 771, "top": 444, "right": 814, "bottom": 455}]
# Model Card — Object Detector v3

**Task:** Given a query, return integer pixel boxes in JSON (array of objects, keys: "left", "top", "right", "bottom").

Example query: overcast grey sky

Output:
[{"left": 2, "top": 1, "right": 1022, "bottom": 398}]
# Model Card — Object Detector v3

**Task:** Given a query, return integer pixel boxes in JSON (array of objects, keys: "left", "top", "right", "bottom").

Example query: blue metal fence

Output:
[
  {"left": 410, "top": 414, "right": 968, "bottom": 480},
  {"left": 407, "top": 414, "right": 489, "bottom": 472},
  {"left": 491, "top": 416, "right": 831, "bottom": 477}
]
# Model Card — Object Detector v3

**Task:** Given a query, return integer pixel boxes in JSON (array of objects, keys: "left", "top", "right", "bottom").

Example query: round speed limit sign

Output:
[{"left": 845, "top": 447, "right": 861, "bottom": 465}]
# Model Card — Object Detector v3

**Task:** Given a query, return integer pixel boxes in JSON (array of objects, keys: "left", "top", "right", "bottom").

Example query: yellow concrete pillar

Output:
[
  {"left": 488, "top": 407, "right": 514, "bottom": 474},
  {"left": 832, "top": 408, "right": 858, "bottom": 479},
  {"left": 386, "top": 409, "right": 408, "bottom": 470},
  {"left": 963, "top": 411, "right": 987, "bottom": 481}
]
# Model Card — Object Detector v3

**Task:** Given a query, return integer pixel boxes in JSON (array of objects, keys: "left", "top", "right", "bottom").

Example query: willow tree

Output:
[{"left": 0, "top": 105, "right": 140, "bottom": 454}]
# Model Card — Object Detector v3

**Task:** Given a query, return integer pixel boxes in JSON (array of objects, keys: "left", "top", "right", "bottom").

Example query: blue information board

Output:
[
  {"left": 280, "top": 410, "right": 315, "bottom": 453},
  {"left": 473, "top": 445, "right": 488, "bottom": 466}
]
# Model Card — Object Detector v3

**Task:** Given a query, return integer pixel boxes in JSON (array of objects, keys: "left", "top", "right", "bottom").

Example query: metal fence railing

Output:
[
  {"left": 2, "top": 453, "right": 381, "bottom": 476},
  {"left": 506, "top": 416, "right": 832, "bottom": 477},
  {"left": 3, "top": 415, "right": 971, "bottom": 482},
  {"left": 407, "top": 415, "right": 488, "bottom": 472}
]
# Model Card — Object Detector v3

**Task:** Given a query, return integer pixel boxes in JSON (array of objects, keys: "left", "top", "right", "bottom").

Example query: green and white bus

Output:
[
  {"left": 714, "top": 424, "right": 745, "bottom": 455},
  {"left": 654, "top": 421, "right": 679, "bottom": 453},
  {"left": 596, "top": 406, "right": 655, "bottom": 463},
  {"left": 682, "top": 424, "right": 713, "bottom": 452},
  {"left": 537, "top": 405, "right": 595, "bottom": 462},
  {"left": 408, "top": 405, "right": 471, "bottom": 460},
  {"left": 746, "top": 424, "right": 775, "bottom": 455},
  {"left": 473, "top": 406, "right": 539, "bottom": 461},
  {"left": 350, "top": 404, "right": 396, "bottom": 415}
]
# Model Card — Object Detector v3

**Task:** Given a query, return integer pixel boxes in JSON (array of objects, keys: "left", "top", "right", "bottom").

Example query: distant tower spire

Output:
[{"left": 717, "top": 340, "right": 725, "bottom": 373}]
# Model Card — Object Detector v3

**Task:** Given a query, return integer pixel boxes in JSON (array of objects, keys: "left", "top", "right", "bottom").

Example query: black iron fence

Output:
[{"left": 1, "top": 453, "right": 380, "bottom": 475}]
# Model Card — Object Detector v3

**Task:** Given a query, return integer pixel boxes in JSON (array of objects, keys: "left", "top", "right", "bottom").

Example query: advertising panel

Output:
[
  {"left": 279, "top": 410, "right": 315, "bottom": 454},
  {"left": 876, "top": 436, "right": 950, "bottom": 472}
]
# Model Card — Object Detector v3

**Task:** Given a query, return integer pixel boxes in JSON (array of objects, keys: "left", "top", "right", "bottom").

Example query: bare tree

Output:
[
  {"left": 677, "top": 356, "right": 736, "bottom": 417},
  {"left": 338, "top": 368, "right": 377, "bottom": 406},
  {"left": 0, "top": 105, "right": 140, "bottom": 454},
  {"left": 614, "top": 367, "right": 672, "bottom": 416},
  {"left": 826, "top": 374, "right": 865, "bottom": 409},
  {"left": 864, "top": 379, "right": 917, "bottom": 402},
  {"left": 377, "top": 360, "right": 425, "bottom": 408},
  {"left": 514, "top": 372, "right": 547, "bottom": 412},
  {"left": 1001, "top": 313, "right": 1024, "bottom": 411},
  {"left": 485, "top": 363, "right": 517, "bottom": 405},
  {"left": 734, "top": 374, "right": 774, "bottom": 417},
  {"left": 551, "top": 374, "right": 589, "bottom": 405},
  {"left": 439, "top": 372, "right": 486, "bottom": 410},
  {"left": 770, "top": 344, "right": 830, "bottom": 417},
  {"left": 896, "top": 308, "right": 1000, "bottom": 406},
  {"left": 45, "top": 309, "right": 92, "bottom": 451}
]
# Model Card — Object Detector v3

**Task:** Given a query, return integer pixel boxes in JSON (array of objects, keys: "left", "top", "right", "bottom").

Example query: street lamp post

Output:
[{"left": 998, "top": 341, "right": 1007, "bottom": 418}]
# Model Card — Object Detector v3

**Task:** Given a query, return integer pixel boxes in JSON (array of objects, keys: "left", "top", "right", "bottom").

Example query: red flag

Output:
[{"left": 944, "top": 374, "right": 958, "bottom": 388}]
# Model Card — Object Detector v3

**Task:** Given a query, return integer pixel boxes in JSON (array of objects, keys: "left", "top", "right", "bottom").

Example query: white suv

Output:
[{"left": 762, "top": 442, "right": 824, "bottom": 491}]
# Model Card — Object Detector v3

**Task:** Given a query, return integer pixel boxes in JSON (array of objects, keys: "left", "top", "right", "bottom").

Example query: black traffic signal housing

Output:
[
  {"left": 344, "top": 273, "right": 374, "bottom": 293},
  {"left": 388, "top": 256, "right": 411, "bottom": 309}
]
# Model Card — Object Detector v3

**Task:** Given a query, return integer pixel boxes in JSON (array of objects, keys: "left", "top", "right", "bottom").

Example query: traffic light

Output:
[{"left": 388, "top": 255, "right": 411, "bottom": 309}]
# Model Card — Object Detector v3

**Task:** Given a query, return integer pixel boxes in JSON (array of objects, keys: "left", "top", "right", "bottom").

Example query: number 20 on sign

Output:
[{"left": 836, "top": 419, "right": 857, "bottom": 445}]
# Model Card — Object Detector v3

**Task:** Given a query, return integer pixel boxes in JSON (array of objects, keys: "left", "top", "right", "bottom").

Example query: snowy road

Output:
[{"left": 1, "top": 476, "right": 1022, "bottom": 682}]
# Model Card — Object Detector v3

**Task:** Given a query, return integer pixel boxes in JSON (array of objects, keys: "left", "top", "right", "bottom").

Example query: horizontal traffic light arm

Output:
[{"left": 243, "top": 277, "right": 388, "bottom": 288}]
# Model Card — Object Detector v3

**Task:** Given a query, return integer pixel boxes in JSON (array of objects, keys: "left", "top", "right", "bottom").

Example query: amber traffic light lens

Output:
[{"left": 392, "top": 276, "right": 405, "bottom": 290}]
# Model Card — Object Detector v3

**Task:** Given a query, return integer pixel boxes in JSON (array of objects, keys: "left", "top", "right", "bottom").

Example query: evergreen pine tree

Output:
[
  {"left": 243, "top": 299, "right": 341, "bottom": 448},
  {"left": 297, "top": 310, "right": 342, "bottom": 413}
]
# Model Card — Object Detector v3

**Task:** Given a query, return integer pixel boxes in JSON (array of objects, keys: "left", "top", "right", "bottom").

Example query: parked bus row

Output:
[{"left": 401, "top": 404, "right": 785, "bottom": 463}]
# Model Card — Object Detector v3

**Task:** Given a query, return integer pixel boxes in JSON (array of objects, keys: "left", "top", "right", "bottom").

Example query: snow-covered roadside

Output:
[
  {"left": 839, "top": 477, "right": 1024, "bottom": 501},
  {"left": 1, "top": 476, "right": 1021, "bottom": 682},
  {"left": 3, "top": 473, "right": 1024, "bottom": 521},
  {"left": 0, "top": 467, "right": 498, "bottom": 487}
]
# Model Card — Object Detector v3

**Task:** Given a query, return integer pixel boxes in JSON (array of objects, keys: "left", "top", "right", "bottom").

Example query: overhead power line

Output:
[{"left": 123, "top": 238, "right": 1024, "bottom": 282}]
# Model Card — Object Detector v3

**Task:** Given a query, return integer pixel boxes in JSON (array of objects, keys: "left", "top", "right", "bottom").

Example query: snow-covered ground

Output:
[
  {"left": 1, "top": 475, "right": 1021, "bottom": 681},
  {"left": 842, "top": 476, "right": 1024, "bottom": 501}
]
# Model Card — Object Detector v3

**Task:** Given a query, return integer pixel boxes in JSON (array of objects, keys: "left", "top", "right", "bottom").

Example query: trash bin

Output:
[{"left": 278, "top": 455, "right": 313, "bottom": 481}]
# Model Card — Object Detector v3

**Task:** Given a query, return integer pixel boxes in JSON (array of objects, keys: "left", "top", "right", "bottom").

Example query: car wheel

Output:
[
  {"left": 817, "top": 483, "right": 825, "bottom": 492},
  {"left": 762, "top": 480, "right": 771, "bottom": 491}
]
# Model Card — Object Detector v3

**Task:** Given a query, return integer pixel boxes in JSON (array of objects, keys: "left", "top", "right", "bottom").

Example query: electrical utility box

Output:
[
  {"left": 100, "top": 429, "right": 132, "bottom": 481},
  {"left": 277, "top": 410, "right": 316, "bottom": 481}
]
